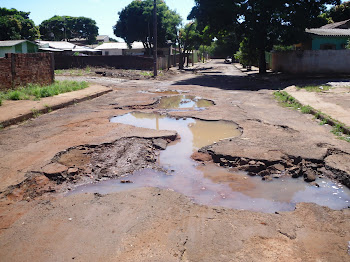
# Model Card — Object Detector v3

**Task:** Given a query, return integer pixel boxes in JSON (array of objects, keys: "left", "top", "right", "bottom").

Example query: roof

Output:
[
  {"left": 305, "top": 28, "right": 350, "bottom": 37},
  {"left": 96, "top": 35, "right": 109, "bottom": 41},
  {"left": 36, "top": 41, "right": 98, "bottom": 52},
  {"left": 320, "top": 19, "right": 350, "bottom": 29},
  {"left": 0, "top": 40, "right": 35, "bottom": 47},
  {"left": 95, "top": 42, "right": 144, "bottom": 50}
]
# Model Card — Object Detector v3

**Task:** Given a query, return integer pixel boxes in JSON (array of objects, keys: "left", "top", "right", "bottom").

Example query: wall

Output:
[
  {"left": 271, "top": 50, "right": 350, "bottom": 74},
  {"left": 312, "top": 36, "right": 348, "bottom": 50},
  {"left": 54, "top": 55, "right": 154, "bottom": 70},
  {"left": 0, "top": 46, "right": 14, "bottom": 58},
  {"left": 0, "top": 53, "right": 54, "bottom": 90}
]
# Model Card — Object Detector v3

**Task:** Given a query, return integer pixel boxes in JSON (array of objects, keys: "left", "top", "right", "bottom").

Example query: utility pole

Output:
[{"left": 153, "top": 0, "right": 158, "bottom": 77}]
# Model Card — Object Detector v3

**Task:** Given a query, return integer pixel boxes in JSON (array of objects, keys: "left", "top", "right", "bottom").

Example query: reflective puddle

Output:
[
  {"left": 70, "top": 112, "right": 350, "bottom": 213},
  {"left": 158, "top": 95, "right": 214, "bottom": 109}
]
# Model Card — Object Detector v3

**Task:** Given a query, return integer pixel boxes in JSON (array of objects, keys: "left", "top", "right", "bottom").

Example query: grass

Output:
[
  {"left": 296, "top": 85, "right": 332, "bottom": 92},
  {"left": 55, "top": 67, "right": 92, "bottom": 76},
  {"left": 0, "top": 81, "right": 89, "bottom": 105},
  {"left": 274, "top": 90, "right": 350, "bottom": 143}
]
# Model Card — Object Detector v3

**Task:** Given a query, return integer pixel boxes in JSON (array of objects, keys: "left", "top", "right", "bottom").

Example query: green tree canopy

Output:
[
  {"left": 189, "top": 0, "right": 340, "bottom": 73},
  {"left": 328, "top": 1, "right": 350, "bottom": 22},
  {"left": 113, "top": 0, "right": 181, "bottom": 54},
  {"left": 0, "top": 7, "right": 39, "bottom": 41},
  {"left": 39, "top": 16, "right": 99, "bottom": 44}
]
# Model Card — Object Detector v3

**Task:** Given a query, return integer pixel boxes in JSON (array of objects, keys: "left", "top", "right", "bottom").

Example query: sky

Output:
[{"left": 1, "top": 0, "right": 195, "bottom": 40}]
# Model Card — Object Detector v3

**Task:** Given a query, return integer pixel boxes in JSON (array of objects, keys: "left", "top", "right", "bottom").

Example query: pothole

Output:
[
  {"left": 158, "top": 95, "right": 215, "bottom": 110},
  {"left": 69, "top": 112, "right": 350, "bottom": 213}
]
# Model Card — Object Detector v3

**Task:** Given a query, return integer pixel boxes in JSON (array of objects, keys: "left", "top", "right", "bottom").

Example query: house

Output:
[
  {"left": 36, "top": 41, "right": 100, "bottom": 55},
  {"left": 305, "top": 19, "right": 350, "bottom": 50},
  {"left": 0, "top": 40, "right": 38, "bottom": 58},
  {"left": 96, "top": 35, "right": 110, "bottom": 44},
  {"left": 95, "top": 42, "right": 145, "bottom": 56}
]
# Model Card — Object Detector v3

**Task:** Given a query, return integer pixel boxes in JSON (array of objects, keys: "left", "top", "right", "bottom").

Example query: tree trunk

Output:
[{"left": 258, "top": 48, "right": 266, "bottom": 74}]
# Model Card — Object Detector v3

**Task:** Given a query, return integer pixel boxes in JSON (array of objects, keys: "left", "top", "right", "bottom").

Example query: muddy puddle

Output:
[
  {"left": 69, "top": 112, "right": 350, "bottom": 213},
  {"left": 158, "top": 95, "right": 214, "bottom": 109}
]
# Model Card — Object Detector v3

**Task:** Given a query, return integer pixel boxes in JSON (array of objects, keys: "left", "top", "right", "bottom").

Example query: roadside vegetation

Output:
[
  {"left": 296, "top": 85, "right": 332, "bottom": 92},
  {"left": 0, "top": 81, "right": 89, "bottom": 106},
  {"left": 274, "top": 91, "right": 350, "bottom": 143}
]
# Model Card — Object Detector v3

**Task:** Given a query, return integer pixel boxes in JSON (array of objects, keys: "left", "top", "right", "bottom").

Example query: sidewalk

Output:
[
  {"left": 285, "top": 85, "right": 350, "bottom": 128},
  {"left": 0, "top": 85, "right": 112, "bottom": 128}
]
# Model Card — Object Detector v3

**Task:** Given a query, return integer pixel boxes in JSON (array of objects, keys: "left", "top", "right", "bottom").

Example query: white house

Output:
[{"left": 95, "top": 42, "right": 145, "bottom": 56}]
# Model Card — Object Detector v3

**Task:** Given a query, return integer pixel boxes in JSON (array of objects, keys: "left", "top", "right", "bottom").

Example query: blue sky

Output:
[{"left": 1, "top": 0, "right": 195, "bottom": 39}]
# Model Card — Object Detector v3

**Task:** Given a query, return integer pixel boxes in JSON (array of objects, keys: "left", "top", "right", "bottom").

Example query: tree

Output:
[
  {"left": 39, "top": 16, "right": 98, "bottom": 44},
  {"left": 0, "top": 7, "right": 39, "bottom": 41},
  {"left": 189, "top": 0, "right": 340, "bottom": 74},
  {"left": 328, "top": 1, "right": 350, "bottom": 22},
  {"left": 113, "top": 0, "right": 181, "bottom": 55},
  {"left": 234, "top": 37, "right": 258, "bottom": 68}
]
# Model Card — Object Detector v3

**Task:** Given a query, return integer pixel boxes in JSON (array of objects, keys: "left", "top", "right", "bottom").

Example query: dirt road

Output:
[{"left": 1, "top": 60, "right": 350, "bottom": 261}]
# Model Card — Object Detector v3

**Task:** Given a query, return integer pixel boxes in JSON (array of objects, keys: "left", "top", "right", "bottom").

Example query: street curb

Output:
[
  {"left": 282, "top": 90, "right": 350, "bottom": 136},
  {"left": 1, "top": 89, "right": 112, "bottom": 128}
]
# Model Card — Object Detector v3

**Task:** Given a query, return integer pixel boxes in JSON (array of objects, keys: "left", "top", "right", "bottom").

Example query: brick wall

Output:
[
  {"left": 54, "top": 55, "right": 154, "bottom": 70},
  {"left": 0, "top": 53, "right": 54, "bottom": 91}
]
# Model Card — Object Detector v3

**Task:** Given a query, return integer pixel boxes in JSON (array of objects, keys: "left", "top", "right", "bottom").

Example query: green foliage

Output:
[
  {"left": 272, "top": 45, "right": 295, "bottom": 52},
  {"left": 296, "top": 85, "right": 332, "bottom": 92},
  {"left": 346, "top": 39, "right": 350, "bottom": 49},
  {"left": 328, "top": 1, "right": 350, "bottom": 22},
  {"left": 190, "top": 0, "right": 339, "bottom": 73},
  {"left": 0, "top": 7, "right": 39, "bottom": 40},
  {"left": 113, "top": 0, "right": 181, "bottom": 54},
  {"left": 0, "top": 81, "right": 89, "bottom": 105},
  {"left": 39, "top": 16, "right": 98, "bottom": 44},
  {"left": 234, "top": 38, "right": 258, "bottom": 67}
]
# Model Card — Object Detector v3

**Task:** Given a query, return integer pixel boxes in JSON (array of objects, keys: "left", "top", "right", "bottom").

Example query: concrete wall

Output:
[
  {"left": 0, "top": 46, "right": 15, "bottom": 58},
  {"left": 0, "top": 53, "right": 54, "bottom": 90},
  {"left": 271, "top": 50, "right": 350, "bottom": 74}
]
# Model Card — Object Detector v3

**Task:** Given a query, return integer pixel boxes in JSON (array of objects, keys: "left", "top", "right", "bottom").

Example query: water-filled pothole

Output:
[
  {"left": 158, "top": 95, "right": 214, "bottom": 109},
  {"left": 70, "top": 112, "right": 350, "bottom": 213}
]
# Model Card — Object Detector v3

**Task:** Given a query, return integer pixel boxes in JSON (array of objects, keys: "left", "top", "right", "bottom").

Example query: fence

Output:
[
  {"left": 271, "top": 50, "right": 350, "bottom": 74},
  {"left": 0, "top": 53, "right": 54, "bottom": 90}
]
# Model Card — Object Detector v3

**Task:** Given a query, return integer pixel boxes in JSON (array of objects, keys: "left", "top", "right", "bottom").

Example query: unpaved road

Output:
[{"left": 1, "top": 60, "right": 350, "bottom": 261}]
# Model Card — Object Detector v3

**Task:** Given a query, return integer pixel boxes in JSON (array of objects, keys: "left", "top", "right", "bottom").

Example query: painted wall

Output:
[
  {"left": 0, "top": 42, "right": 38, "bottom": 58},
  {"left": 271, "top": 50, "right": 350, "bottom": 74},
  {"left": 312, "top": 36, "right": 348, "bottom": 50},
  {"left": 0, "top": 46, "right": 15, "bottom": 58}
]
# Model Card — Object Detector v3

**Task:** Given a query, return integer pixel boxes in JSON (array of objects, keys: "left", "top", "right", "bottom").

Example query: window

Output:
[{"left": 320, "top": 44, "right": 336, "bottom": 50}]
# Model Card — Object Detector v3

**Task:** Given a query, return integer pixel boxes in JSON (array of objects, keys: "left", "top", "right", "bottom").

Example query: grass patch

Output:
[
  {"left": 55, "top": 67, "right": 92, "bottom": 76},
  {"left": 0, "top": 81, "right": 89, "bottom": 105},
  {"left": 31, "top": 108, "right": 41, "bottom": 118},
  {"left": 296, "top": 85, "right": 332, "bottom": 92},
  {"left": 274, "top": 90, "right": 350, "bottom": 142}
]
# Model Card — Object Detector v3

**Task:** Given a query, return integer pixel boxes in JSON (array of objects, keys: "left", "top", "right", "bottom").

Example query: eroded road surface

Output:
[{"left": 1, "top": 60, "right": 350, "bottom": 261}]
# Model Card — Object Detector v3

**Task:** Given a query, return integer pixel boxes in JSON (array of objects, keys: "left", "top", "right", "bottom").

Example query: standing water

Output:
[{"left": 70, "top": 112, "right": 350, "bottom": 213}]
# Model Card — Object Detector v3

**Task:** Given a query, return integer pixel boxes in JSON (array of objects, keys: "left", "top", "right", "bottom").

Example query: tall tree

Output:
[
  {"left": 39, "top": 16, "right": 98, "bottom": 44},
  {"left": 113, "top": 0, "right": 181, "bottom": 55},
  {"left": 0, "top": 7, "right": 39, "bottom": 41},
  {"left": 189, "top": 0, "right": 339, "bottom": 74},
  {"left": 328, "top": 1, "right": 350, "bottom": 22}
]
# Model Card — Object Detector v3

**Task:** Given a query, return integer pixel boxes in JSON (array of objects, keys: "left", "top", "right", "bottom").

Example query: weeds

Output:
[
  {"left": 44, "top": 104, "right": 52, "bottom": 113},
  {"left": 31, "top": 108, "right": 41, "bottom": 118},
  {"left": 274, "top": 90, "right": 350, "bottom": 143},
  {"left": 296, "top": 85, "right": 332, "bottom": 92},
  {"left": 0, "top": 81, "right": 89, "bottom": 105}
]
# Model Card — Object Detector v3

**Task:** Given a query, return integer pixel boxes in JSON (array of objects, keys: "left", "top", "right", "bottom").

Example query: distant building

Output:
[
  {"left": 95, "top": 42, "right": 145, "bottom": 56},
  {"left": 36, "top": 41, "right": 100, "bottom": 55},
  {"left": 96, "top": 35, "right": 110, "bottom": 44},
  {"left": 304, "top": 19, "right": 350, "bottom": 50},
  {"left": 0, "top": 40, "right": 38, "bottom": 58}
]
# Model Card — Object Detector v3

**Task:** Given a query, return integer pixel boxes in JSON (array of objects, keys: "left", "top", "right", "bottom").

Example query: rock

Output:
[
  {"left": 304, "top": 169, "right": 317, "bottom": 182},
  {"left": 153, "top": 138, "right": 167, "bottom": 150},
  {"left": 239, "top": 158, "right": 249, "bottom": 165},
  {"left": 120, "top": 180, "right": 133, "bottom": 183},
  {"left": 42, "top": 163, "right": 68, "bottom": 180},
  {"left": 272, "top": 163, "right": 285, "bottom": 172},
  {"left": 258, "top": 170, "right": 270, "bottom": 177},
  {"left": 67, "top": 168, "right": 79, "bottom": 176},
  {"left": 248, "top": 160, "right": 256, "bottom": 165},
  {"left": 240, "top": 162, "right": 265, "bottom": 173},
  {"left": 146, "top": 154, "right": 155, "bottom": 162},
  {"left": 191, "top": 152, "right": 212, "bottom": 162},
  {"left": 310, "top": 182, "right": 320, "bottom": 187},
  {"left": 288, "top": 166, "right": 302, "bottom": 178},
  {"left": 262, "top": 175, "right": 273, "bottom": 182}
]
